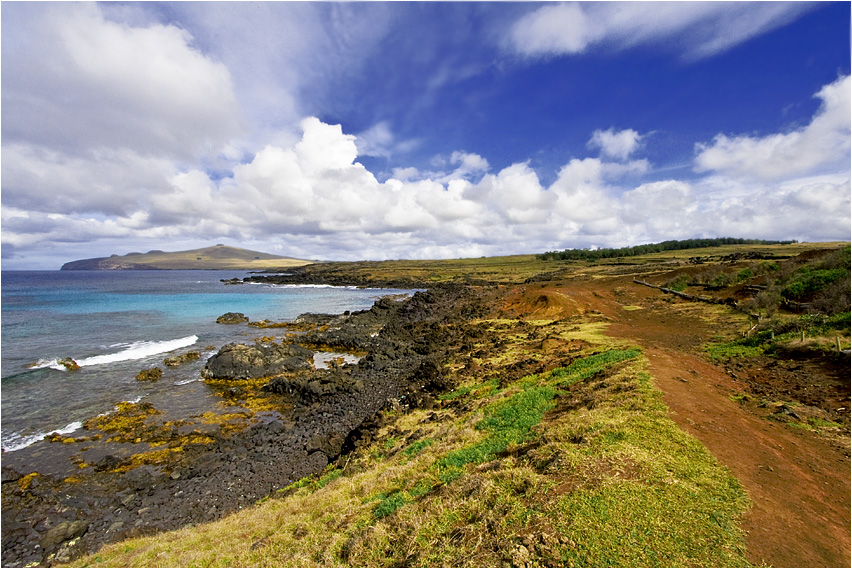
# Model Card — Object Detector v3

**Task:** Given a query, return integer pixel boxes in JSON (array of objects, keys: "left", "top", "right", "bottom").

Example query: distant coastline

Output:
[{"left": 61, "top": 244, "right": 312, "bottom": 271}]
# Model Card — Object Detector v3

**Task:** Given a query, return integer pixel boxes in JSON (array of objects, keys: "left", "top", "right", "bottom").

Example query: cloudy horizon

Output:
[{"left": 2, "top": 1, "right": 850, "bottom": 269}]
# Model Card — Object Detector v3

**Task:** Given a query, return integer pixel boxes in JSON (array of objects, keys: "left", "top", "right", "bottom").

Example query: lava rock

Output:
[
  {"left": 38, "top": 520, "right": 89, "bottom": 550},
  {"left": 58, "top": 358, "right": 81, "bottom": 371},
  {"left": 202, "top": 342, "right": 314, "bottom": 380},
  {"left": 216, "top": 312, "right": 250, "bottom": 324},
  {"left": 163, "top": 351, "right": 201, "bottom": 367},
  {"left": 135, "top": 367, "right": 163, "bottom": 381},
  {"left": 1, "top": 465, "right": 23, "bottom": 484},
  {"left": 94, "top": 455, "right": 124, "bottom": 472}
]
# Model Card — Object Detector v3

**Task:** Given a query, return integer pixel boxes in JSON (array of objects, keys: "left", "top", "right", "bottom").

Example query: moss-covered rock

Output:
[{"left": 135, "top": 367, "right": 163, "bottom": 381}]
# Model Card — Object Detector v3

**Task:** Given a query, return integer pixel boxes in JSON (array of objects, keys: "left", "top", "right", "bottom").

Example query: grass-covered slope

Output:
[
  {"left": 60, "top": 245, "right": 311, "bottom": 270},
  {"left": 75, "top": 319, "right": 749, "bottom": 568}
]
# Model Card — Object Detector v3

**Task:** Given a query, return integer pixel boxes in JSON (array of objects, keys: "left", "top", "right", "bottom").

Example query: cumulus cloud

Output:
[
  {"left": 508, "top": 2, "right": 815, "bottom": 60},
  {"left": 2, "top": 2, "right": 241, "bottom": 158},
  {"left": 3, "top": 109, "right": 849, "bottom": 268},
  {"left": 588, "top": 128, "right": 643, "bottom": 161},
  {"left": 695, "top": 75, "right": 851, "bottom": 180}
]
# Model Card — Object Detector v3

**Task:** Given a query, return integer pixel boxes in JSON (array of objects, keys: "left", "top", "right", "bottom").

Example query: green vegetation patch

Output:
[
  {"left": 549, "top": 348, "right": 642, "bottom": 385},
  {"left": 538, "top": 237, "right": 796, "bottom": 261},
  {"left": 436, "top": 385, "right": 558, "bottom": 482},
  {"left": 74, "top": 340, "right": 749, "bottom": 568},
  {"left": 706, "top": 310, "right": 851, "bottom": 360}
]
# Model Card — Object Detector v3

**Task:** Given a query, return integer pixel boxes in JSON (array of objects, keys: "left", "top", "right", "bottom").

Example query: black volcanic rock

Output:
[
  {"left": 216, "top": 312, "right": 250, "bottom": 324},
  {"left": 202, "top": 342, "right": 314, "bottom": 380}
]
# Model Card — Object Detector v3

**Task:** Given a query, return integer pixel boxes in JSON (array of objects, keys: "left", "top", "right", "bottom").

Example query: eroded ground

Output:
[{"left": 502, "top": 273, "right": 850, "bottom": 567}]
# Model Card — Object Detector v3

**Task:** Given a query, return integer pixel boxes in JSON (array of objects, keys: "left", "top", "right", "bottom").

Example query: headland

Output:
[{"left": 60, "top": 244, "right": 311, "bottom": 271}]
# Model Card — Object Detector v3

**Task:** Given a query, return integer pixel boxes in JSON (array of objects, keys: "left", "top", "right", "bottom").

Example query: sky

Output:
[{"left": 2, "top": 1, "right": 850, "bottom": 269}]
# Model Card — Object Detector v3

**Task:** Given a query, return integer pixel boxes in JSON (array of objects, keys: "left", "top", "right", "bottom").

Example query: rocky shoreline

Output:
[{"left": 1, "top": 284, "right": 492, "bottom": 567}]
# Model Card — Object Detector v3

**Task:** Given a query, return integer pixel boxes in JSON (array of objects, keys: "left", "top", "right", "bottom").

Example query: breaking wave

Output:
[{"left": 28, "top": 335, "right": 199, "bottom": 370}]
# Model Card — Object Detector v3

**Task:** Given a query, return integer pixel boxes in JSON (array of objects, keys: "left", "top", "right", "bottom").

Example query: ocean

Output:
[{"left": 1, "top": 270, "right": 409, "bottom": 456}]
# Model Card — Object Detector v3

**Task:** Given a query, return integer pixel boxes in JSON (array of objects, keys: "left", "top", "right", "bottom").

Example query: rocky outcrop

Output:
[
  {"left": 216, "top": 312, "right": 249, "bottom": 324},
  {"left": 2, "top": 284, "right": 495, "bottom": 567},
  {"left": 202, "top": 343, "right": 314, "bottom": 380},
  {"left": 262, "top": 369, "right": 364, "bottom": 403},
  {"left": 58, "top": 358, "right": 80, "bottom": 371},
  {"left": 135, "top": 368, "right": 163, "bottom": 381},
  {"left": 163, "top": 351, "right": 201, "bottom": 367}
]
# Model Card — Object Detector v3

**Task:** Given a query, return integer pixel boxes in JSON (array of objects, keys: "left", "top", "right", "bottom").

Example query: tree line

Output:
[{"left": 537, "top": 238, "right": 797, "bottom": 261}]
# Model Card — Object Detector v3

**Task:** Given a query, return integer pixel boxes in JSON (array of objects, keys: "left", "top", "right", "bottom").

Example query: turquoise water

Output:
[{"left": 1, "top": 270, "right": 408, "bottom": 453}]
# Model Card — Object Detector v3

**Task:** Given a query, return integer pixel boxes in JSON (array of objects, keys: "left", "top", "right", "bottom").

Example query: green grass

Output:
[{"left": 73, "top": 323, "right": 750, "bottom": 568}]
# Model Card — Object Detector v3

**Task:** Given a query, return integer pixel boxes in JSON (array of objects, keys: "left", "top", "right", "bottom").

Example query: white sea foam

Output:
[
  {"left": 2, "top": 421, "right": 84, "bottom": 453},
  {"left": 29, "top": 336, "right": 199, "bottom": 370},
  {"left": 270, "top": 283, "right": 365, "bottom": 290},
  {"left": 174, "top": 377, "right": 201, "bottom": 386},
  {"left": 28, "top": 358, "right": 68, "bottom": 371},
  {"left": 313, "top": 351, "right": 362, "bottom": 369}
]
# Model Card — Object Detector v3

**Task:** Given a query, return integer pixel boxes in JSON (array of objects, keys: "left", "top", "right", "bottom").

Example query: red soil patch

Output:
[
  {"left": 499, "top": 284, "right": 587, "bottom": 319},
  {"left": 510, "top": 276, "right": 850, "bottom": 568}
]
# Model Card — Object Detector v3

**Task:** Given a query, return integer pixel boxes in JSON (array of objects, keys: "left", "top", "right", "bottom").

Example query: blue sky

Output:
[{"left": 2, "top": 1, "right": 850, "bottom": 269}]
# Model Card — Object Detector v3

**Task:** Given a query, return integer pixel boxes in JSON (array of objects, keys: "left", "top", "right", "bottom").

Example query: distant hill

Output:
[{"left": 60, "top": 245, "right": 313, "bottom": 270}]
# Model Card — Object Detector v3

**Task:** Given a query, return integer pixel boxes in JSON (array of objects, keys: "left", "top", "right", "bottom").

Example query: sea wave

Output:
[
  {"left": 28, "top": 335, "right": 199, "bottom": 370},
  {"left": 2, "top": 421, "right": 83, "bottom": 453}
]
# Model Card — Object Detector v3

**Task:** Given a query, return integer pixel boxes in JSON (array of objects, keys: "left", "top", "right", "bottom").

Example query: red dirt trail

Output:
[{"left": 510, "top": 277, "right": 850, "bottom": 567}]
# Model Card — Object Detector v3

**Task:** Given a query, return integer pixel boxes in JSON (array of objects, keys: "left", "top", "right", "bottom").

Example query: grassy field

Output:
[
  {"left": 68, "top": 241, "right": 849, "bottom": 567},
  {"left": 74, "top": 318, "right": 750, "bottom": 567},
  {"left": 278, "top": 241, "right": 849, "bottom": 286}
]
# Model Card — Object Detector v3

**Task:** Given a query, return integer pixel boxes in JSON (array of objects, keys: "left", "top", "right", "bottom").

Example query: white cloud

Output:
[
  {"left": 2, "top": 2, "right": 241, "bottom": 158},
  {"left": 588, "top": 128, "right": 643, "bottom": 161},
  {"left": 509, "top": 2, "right": 591, "bottom": 56},
  {"left": 695, "top": 75, "right": 851, "bottom": 181},
  {"left": 1, "top": 143, "right": 176, "bottom": 216},
  {"left": 621, "top": 180, "right": 695, "bottom": 231},
  {"left": 508, "top": 2, "right": 815, "bottom": 60},
  {"left": 3, "top": 112, "right": 849, "bottom": 269}
]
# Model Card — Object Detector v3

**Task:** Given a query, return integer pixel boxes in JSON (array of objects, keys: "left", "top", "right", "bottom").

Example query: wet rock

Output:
[
  {"left": 163, "top": 351, "right": 201, "bottom": 367},
  {"left": 216, "top": 312, "right": 249, "bottom": 324},
  {"left": 58, "top": 358, "right": 81, "bottom": 371},
  {"left": 135, "top": 367, "right": 163, "bottom": 381},
  {"left": 202, "top": 342, "right": 314, "bottom": 380}
]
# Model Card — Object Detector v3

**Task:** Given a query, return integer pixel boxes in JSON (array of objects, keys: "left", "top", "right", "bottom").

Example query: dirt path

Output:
[{"left": 512, "top": 277, "right": 850, "bottom": 567}]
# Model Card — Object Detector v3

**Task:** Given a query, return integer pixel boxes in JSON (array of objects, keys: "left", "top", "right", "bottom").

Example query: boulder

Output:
[
  {"left": 163, "top": 351, "right": 201, "bottom": 367},
  {"left": 1, "top": 465, "right": 22, "bottom": 484},
  {"left": 216, "top": 312, "right": 249, "bottom": 324},
  {"left": 135, "top": 367, "right": 163, "bottom": 381},
  {"left": 306, "top": 432, "right": 346, "bottom": 460},
  {"left": 38, "top": 520, "right": 89, "bottom": 550},
  {"left": 94, "top": 455, "right": 124, "bottom": 472},
  {"left": 58, "top": 358, "right": 80, "bottom": 371},
  {"left": 202, "top": 342, "right": 314, "bottom": 380}
]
